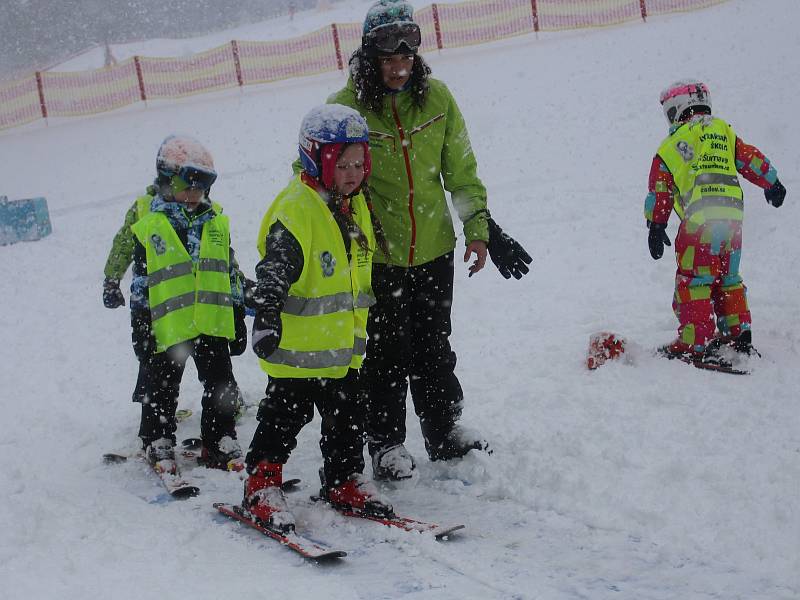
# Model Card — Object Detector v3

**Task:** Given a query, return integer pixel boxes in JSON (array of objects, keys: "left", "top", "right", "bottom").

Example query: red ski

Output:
[
  {"left": 311, "top": 496, "right": 464, "bottom": 539},
  {"left": 214, "top": 503, "right": 346, "bottom": 560}
]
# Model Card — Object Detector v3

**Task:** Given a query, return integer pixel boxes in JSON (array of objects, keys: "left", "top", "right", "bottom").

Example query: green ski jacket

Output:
[{"left": 325, "top": 78, "right": 489, "bottom": 267}]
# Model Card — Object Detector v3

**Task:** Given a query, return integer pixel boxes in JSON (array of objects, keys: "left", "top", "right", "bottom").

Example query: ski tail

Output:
[{"left": 214, "top": 503, "right": 346, "bottom": 560}]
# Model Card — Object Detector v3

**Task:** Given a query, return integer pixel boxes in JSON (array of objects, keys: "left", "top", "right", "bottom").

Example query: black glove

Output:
[
  {"left": 764, "top": 179, "right": 786, "bottom": 208},
  {"left": 103, "top": 277, "right": 125, "bottom": 309},
  {"left": 131, "top": 310, "right": 156, "bottom": 361},
  {"left": 229, "top": 307, "right": 248, "bottom": 356},
  {"left": 647, "top": 221, "right": 671, "bottom": 260},
  {"left": 252, "top": 310, "right": 282, "bottom": 360},
  {"left": 487, "top": 218, "right": 532, "bottom": 280}
]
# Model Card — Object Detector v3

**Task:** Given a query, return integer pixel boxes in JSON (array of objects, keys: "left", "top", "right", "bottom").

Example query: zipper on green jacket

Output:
[{"left": 391, "top": 94, "right": 417, "bottom": 266}]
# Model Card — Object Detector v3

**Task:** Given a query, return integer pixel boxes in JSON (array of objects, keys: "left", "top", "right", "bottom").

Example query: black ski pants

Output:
[
  {"left": 138, "top": 335, "right": 238, "bottom": 447},
  {"left": 362, "top": 252, "right": 464, "bottom": 458},
  {"left": 246, "top": 369, "right": 365, "bottom": 488}
]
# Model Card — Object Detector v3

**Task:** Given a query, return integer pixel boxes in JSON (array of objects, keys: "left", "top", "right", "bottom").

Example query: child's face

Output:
[
  {"left": 173, "top": 187, "right": 205, "bottom": 210},
  {"left": 333, "top": 144, "right": 366, "bottom": 196},
  {"left": 379, "top": 54, "right": 414, "bottom": 90}
]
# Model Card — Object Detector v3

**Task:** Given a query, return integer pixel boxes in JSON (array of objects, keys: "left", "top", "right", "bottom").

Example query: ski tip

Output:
[
  {"left": 433, "top": 524, "right": 465, "bottom": 539},
  {"left": 171, "top": 485, "right": 200, "bottom": 499},
  {"left": 102, "top": 453, "right": 129, "bottom": 464},
  {"left": 281, "top": 478, "right": 301, "bottom": 492},
  {"left": 311, "top": 549, "right": 348, "bottom": 560}
]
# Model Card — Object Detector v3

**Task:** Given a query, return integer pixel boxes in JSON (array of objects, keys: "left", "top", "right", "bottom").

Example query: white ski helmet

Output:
[
  {"left": 156, "top": 135, "right": 217, "bottom": 190},
  {"left": 298, "top": 104, "right": 371, "bottom": 190},
  {"left": 659, "top": 80, "right": 712, "bottom": 124}
]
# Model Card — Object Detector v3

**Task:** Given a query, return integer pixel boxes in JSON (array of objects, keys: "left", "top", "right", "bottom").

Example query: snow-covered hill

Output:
[{"left": 0, "top": 1, "right": 797, "bottom": 599}]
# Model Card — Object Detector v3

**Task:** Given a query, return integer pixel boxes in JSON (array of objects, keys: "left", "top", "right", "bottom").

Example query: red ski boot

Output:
[
  {"left": 657, "top": 339, "right": 704, "bottom": 362},
  {"left": 243, "top": 462, "right": 295, "bottom": 532},
  {"left": 322, "top": 473, "right": 394, "bottom": 518}
]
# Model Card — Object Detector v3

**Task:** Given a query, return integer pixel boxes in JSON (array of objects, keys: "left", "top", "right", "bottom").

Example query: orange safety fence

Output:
[{"left": 0, "top": 0, "right": 729, "bottom": 131}]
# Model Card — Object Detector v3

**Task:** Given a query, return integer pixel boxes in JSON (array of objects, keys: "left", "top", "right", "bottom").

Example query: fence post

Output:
[
  {"left": 431, "top": 4, "right": 444, "bottom": 50},
  {"left": 639, "top": 0, "right": 648, "bottom": 22},
  {"left": 231, "top": 40, "right": 244, "bottom": 87},
  {"left": 35, "top": 72, "right": 48, "bottom": 119},
  {"left": 133, "top": 56, "right": 147, "bottom": 102},
  {"left": 530, "top": 0, "right": 540, "bottom": 33},
  {"left": 331, "top": 24, "right": 344, "bottom": 71}
]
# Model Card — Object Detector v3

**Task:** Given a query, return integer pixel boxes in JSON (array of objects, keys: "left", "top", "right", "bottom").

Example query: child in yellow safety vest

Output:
[
  {"left": 129, "top": 135, "right": 248, "bottom": 476},
  {"left": 645, "top": 80, "right": 786, "bottom": 362},
  {"left": 241, "top": 105, "right": 393, "bottom": 533}
]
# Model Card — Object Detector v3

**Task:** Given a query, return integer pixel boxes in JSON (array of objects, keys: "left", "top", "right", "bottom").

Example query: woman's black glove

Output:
[
  {"left": 764, "top": 179, "right": 786, "bottom": 208},
  {"left": 647, "top": 221, "right": 671, "bottom": 260},
  {"left": 131, "top": 310, "right": 156, "bottom": 361},
  {"left": 252, "top": 310, "right": 282, "bottom": 360},
  {"left": 487, "top": 218, "right": 532, "bottom": 280},
  {"left": 103, "top": 277, "right": 125, "bottom": 309},
  {"left": 229, "top": 306, "right": 248, "bottom": 356}
]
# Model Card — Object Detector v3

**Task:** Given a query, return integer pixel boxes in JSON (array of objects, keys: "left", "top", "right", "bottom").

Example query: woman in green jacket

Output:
[{"left": 326, "top": 1, "right": 531, "bottom": 480}]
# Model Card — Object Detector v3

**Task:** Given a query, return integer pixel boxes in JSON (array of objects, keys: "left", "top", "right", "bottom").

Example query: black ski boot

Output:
[{"left": 423, "top": 425, "right": 491, "bottom": 462}]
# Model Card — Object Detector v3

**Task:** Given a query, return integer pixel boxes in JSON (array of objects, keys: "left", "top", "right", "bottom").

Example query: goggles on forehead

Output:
[
  {"left": 364, "top": 22, "right": 421, "bottom": 55},
  {"left": 176, "top": 165, "right": 217, "bottom": 191}
]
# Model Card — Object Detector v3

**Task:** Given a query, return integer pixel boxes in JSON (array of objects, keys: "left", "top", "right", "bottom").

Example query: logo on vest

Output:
[
  {"left": 320, "top": 251, "right": 336, "bottom": 277},
  {"left": 207, "top": 229, "right": 225, "bottom": 247},
  {"left": 676, "top": 140, "right": 695, "bottom": 163},
  {"left": 150, "top": 234, "right": 167, "bottom": 255}
]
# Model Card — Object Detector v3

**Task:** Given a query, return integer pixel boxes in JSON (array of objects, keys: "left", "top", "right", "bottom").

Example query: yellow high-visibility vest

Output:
[
  {"left": 257, "top": 175, "right": 376, "bottom": 379},
  {"left": 658, "top": 117, "right": 743, "bottom": 228},
  {"left": 132, "top": 209, "right": 234, "bottom": 352}
]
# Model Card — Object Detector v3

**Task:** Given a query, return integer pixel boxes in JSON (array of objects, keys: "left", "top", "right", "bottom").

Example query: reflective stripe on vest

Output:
[
  {"left": 657, "top": 117, "right": 743, "bottom": 226},
  {"left": 266, "top": 336, "right": 367, "bottom": 369},
  {"left": 256, "top": 175, "right": 375, "bottom": 379},
  {"left": 282, "top": 291, "right": 376, "bottom": 317},
  {"left": 131, "top": 210, "right": 234, "bottom": 352}
]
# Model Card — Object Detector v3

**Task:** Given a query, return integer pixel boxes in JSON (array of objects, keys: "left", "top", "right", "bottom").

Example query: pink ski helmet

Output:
[{"left": 659, "top": 80, "right": 712, "bottom": 124}]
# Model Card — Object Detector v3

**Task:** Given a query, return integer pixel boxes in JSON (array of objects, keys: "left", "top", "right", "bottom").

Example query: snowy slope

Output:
[
  {"left": 1, "top": 1, "right": 798, "bottom": 599},
  {"left": 51, "top": 0, "right": 398, "bottom": 71}
]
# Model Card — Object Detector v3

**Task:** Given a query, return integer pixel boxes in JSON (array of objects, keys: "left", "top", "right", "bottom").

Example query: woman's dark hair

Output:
[{"left": 349, "top": 48, "right": 431, "bottom": 114}]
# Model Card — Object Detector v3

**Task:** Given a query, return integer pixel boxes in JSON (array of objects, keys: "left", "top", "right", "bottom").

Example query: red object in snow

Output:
[{"left": 587, "top": 332, "right": 626, "bottom": 370}]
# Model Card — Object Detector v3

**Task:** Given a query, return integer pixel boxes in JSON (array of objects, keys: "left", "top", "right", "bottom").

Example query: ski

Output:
[
  {"left": 662, "top": 352, "right": 749, "bottom": 375},
  {"left": 311, "top": 496, "right": 464, "bottom": 539},
  {"left": 103, "top": 447, "right": 300, "bottom": 490},
  {"left": 153, "top": 463, "right": 200, "bottom": 499},
  {"left": 214, "top": 503, "right": 346, "bottom": 560},
  {"left": 102, "top": 451, "right": 198, "bottom": 498}
]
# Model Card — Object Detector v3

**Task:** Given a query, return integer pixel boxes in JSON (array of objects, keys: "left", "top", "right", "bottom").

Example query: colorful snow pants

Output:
[{"left": 672, "top": 220, "right": 751, "bottom": 349}]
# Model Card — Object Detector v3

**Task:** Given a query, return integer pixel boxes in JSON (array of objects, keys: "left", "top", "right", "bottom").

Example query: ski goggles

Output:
[
  {"left": 174, "top": 165, "right": 217, "bottom": 191},
  {"left": 364, "top": 22, "right": 421, "bottom": 55}
]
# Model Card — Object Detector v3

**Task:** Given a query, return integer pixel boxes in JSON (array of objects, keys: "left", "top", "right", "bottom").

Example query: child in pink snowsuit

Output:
[{"left": 644, "top": 80, "right": 786, "bottom": 359}]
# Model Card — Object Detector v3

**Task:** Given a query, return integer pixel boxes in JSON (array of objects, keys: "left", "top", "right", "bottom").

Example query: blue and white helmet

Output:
[{"left": 298, "top": 104, "right": 370, "bottom": 188}]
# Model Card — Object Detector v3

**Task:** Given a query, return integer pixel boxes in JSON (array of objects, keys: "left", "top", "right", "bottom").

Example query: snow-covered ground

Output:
[{"left": 1, "top": 1, "right": 798, "bottom": 598}]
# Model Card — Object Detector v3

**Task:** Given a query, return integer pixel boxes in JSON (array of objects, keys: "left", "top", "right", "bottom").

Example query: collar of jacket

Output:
[{"left": 151, "top": 195, "right": 214, "bottom": 230}]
